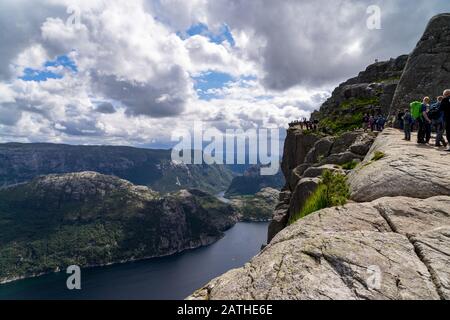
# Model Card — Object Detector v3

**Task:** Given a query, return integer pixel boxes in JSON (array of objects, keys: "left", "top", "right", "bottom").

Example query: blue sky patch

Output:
[
  {"left": 20, "top": 54, "right": 78, "bottom": 82},
  {"left": 193, "top": 71, "right": 234, "bottom": 100},
  {"left": 181, "top": 23, "right": 235, "bottom": 46}
]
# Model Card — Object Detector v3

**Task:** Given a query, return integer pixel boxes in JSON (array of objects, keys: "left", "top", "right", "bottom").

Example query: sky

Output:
[{"left": 0, "top": 0, "right": 448, "bottom": 149}]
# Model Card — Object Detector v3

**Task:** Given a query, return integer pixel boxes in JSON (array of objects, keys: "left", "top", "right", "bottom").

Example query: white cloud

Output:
[{"left": 0, "top": 0, "right": 449, "bottom": 147}]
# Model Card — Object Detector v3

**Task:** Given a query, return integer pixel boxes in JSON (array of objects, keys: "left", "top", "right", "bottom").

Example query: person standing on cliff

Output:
[
  {"left": 418, "top": 97, "right": 432, "bottom": 144},
  {"left": 403, "top": 109, "right": 413, "bottom": 141},
  {"left": 429, "top": 96, "right": 447, "bottom": 147},
  {"left": 440, "top": 89, "right": 450, "bottom": 152}
]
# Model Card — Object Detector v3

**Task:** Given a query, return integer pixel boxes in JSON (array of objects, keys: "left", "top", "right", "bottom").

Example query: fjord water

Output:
[{"left": 0, "top": 222, "right": 268, "bottom": 300}]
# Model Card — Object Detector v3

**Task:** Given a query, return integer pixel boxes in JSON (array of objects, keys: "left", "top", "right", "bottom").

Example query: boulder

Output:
[
  {"left": 305, "top": 137, "right": 335, "bottom": 164},
  {"left": 330, "top": 132, "right": 362, "bottom": 154},
  {"left": 288, "top": 177, "right": 321, "bottom": 219},
  {"left": 349, "top": 129, "right": 450, "bottom": 202},
  {"left": 188, "top": 196, "right": 450, "bottom": 300},
  {"left": 390, "top": 13, "right": 450, "bottom": 117},
  {"left": 288, "top": 163, "right": 312, "bottom": 191},
  {"left": 320, "top": 151, "right": 362, "bottom": 166},
  {"left": 303, "top": 164, "right": 345, "bottom": 178},
  {"left": 349, "top": 133, "right": 377, "bottom": 156}
]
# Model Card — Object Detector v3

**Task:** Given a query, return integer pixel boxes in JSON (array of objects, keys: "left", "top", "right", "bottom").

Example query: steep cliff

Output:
[
  {"left": 189, "top": 14, "right": 450, "bottom": 300},
  {"left": 268, "top": 127, "right": 375, "bottom": 242},
  {"left": 311, "top": 55, "right": 408, "bottom": 132},
  {"left": 0, "top": 143, "right": 234, "bottom": 194},
  {"left": 0, "top": 172, "right": 237, "bottom": 283},
  {"left": 390, "top": 13, "right": 450, "bottom": 116},
  {"left": 189, "top": 130, "right": 450, "bottom": 300}
]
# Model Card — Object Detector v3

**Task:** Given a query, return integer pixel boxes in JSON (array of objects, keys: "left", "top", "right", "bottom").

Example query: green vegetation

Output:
[
  {"left": 0, "top": 176, "right": 236, "bottom": 282},
  {"left": 319, "top": 112, "right": 364, "bottom": 134},
  {"left": 318, "top": 96, "right": 381, "bottom": 134},
  {"left": 341, "top": 160, "right": 359, "bottom": 170},
  {"left": 375, "top": 76, "right": 401, "bottom": 83},
  {"left": 340, "top": 97, "right": 380, "bottom": 110},
  {"left": 372, "top": 151, "right": 385, "bottom": 161},
  {"left": 289, "top": 170, "right": 350, "bottom": 224}
]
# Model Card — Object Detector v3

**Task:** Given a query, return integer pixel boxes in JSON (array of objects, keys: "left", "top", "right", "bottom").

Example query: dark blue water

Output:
[{"left": 0, "top": 222, "right": 268, "bottom": 300}]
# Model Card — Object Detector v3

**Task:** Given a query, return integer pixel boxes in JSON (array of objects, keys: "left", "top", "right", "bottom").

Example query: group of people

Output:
[
  {"left": 362, "top": 114, "right": 387, "bottom": 132},
  {"left": 290, "top": 118, "right": 319, "bottom": 131},
  {"left": 400, "top": 89, "right": 450, "bottom": 151}
]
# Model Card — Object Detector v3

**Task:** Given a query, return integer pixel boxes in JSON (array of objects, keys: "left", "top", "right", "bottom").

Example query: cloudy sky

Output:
[{"left": 0, "top": 0, "right": 448, "bottom": 148}]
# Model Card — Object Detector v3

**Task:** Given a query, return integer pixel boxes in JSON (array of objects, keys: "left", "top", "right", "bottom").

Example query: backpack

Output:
[
  {"left": 428, "top": 103, "right": 442, "bottom": 120},
  {"left": 410, "top": 101, "right": 423, "bottom": 120}
]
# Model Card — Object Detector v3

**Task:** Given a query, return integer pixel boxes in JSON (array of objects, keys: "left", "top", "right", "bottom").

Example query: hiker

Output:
[
  {"left": 440, "top": 89, "right": 450, "bottom": 152},
  {"left": 429, "top": 96, "right": 447, "bottom": 147},
  {"left": 402, "top": 109, "right": 413, "bottom": 141},
  {"left": 362, "top": 113, "right": 370, "bottom": 132},
  {"left": 369, "top": 115, "right": 375, "bottom": 132},
  {"left": 417, "top": 97, "right": 432, "bottom": 144},
  {"left": 397, "top": 111, "right": 405, "bottom": 130}
]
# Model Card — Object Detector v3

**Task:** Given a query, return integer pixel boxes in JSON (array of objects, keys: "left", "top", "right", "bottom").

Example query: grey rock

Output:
[
  {"left": 330, "top": 132, "right": 363, "bottom": 154},
  {"left": 349, "top": 133, "right": 377, "bottom": 156},
  {"left": 288, "top": 163, "right": 312, "bottom": 191},
  {"left": 390, "top": 13, "right": 450, "bottom": 117},
  {"left": 267, "top": 208, "right": 290, "bottom": 244},
  {"left": 189, "top": 196, "right": 450, "bottom": 300},
  {"left": 281, "top": 128, "right": 321, "bottom": 179},
  {"left": 303, "top": 164, "right": 345, "bottom": 178},
  {"left": 305, "top": 137, "right": 335, "bottom": 164},
  {"left": 320, "top": 151, "right": 362, "bottom": 166},
  {"left": 288, "top": 177, "right": 321, "bottom": 219},
  {"left": 349, "top": 129, "right": 450, "bottom": 202}
]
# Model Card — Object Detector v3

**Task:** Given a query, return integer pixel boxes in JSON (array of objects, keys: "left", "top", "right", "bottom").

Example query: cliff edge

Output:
[{"left": 188, "top": 130, "right": 450, "bottom": 300}]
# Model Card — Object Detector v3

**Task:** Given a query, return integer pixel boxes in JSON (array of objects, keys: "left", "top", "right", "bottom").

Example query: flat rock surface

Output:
[
  {"left": 188, "top": 196, "right": 450, "bottom": 300},
  {"left": 349, "top": 129, "right": 450, "bottom": 202}
]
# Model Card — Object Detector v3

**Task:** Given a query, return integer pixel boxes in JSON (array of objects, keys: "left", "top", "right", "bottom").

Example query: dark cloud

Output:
[
  {"left": 55, "top": 119, "right": 104, "bottom": 137},
  {"left": 206, "top": 0, "right": 450, "bottom": 90},
  {"left": 94, "top": 102, "right": 116, "bottom": 114},
  {"left": 91, "top": 66, "right": 190, "bottom": 118},
  {"left": 0, "top": 103, "right": 22, "bottom": 126}
]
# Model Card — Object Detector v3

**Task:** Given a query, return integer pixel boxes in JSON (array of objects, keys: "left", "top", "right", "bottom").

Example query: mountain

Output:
[
  {"left": 0, "top": 143, "right": 234, "bottom": 194},
  {"left": 189, "top": 13, "right": 450, "bottom": 300},
  {"left": 0, "top": 172, "right": 237, "bottom": 283},
  {"left": 311, "top": 55, "right": 408, "bottom": 133},
  {"left": 389, "top": 13, "right": 450, "bottom": 116},
  {"left": 225, "top": 165, "right": 285, "bottom": 197},
  {"left": 229, "top": 188, "right": 280, "bottom": 222}
]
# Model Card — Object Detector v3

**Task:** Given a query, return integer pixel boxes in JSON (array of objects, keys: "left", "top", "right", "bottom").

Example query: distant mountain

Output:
[
  {"left": 0, "top": 143, "right": 234, "bottom": 194},
  {"left": 230, "top": 188, "right": 280, "bottom": 222},
  {"left": 0, "top": 172, "right": 237, "bottom": 283},
  {"left": 225, "top": 165, "right": 285, "bottom": 197}
]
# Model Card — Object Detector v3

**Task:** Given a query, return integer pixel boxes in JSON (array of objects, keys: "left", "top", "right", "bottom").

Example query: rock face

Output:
[
  {"left": 0, "top": 143, "right": 234, "bottom": 194},
  {"left": 0, "top": 172, "right": 237, "bottom": 283},
  {"left": 390, "top": 13, "right": 450, "bottom": 117},
  {"left": 189, "top": 196, "right": 450, "bottom": 300},
  {"left": 349, "top": 129, "right": 450, "bottom": 202},
  {"left": 267, "top": 127, "right": 375, "bottom": 242},
  {"left": 311, "top": 55, "right": 408, "bottom": 133}
]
